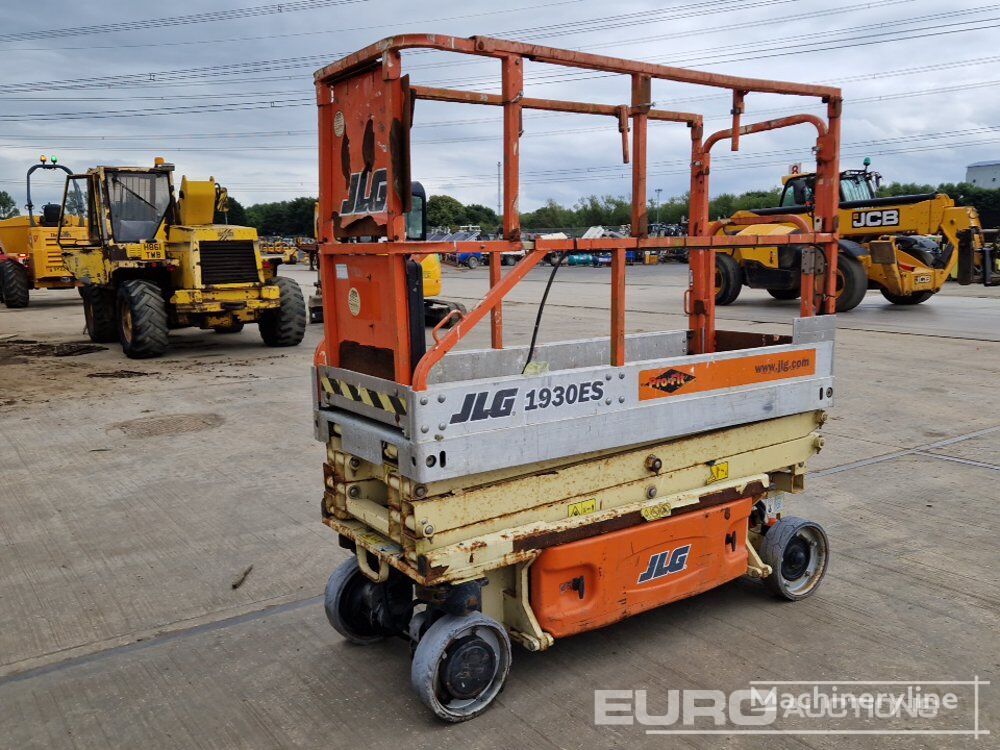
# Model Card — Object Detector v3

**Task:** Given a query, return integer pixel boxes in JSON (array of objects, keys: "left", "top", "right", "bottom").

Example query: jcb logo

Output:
[
  {"left": 637, "top": 545, "right": 691, "bottom": 584},
  {"left": 341, "top": 168, "right": 387, "bottom": 216},
  {"left": 449, "top": 388, "right": 519, "bottom": 424},
  {"left": 851, "top": 209, "right": 900, "bottom": 229}
]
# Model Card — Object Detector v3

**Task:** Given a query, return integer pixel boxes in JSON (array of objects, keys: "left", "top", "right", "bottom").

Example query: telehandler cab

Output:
[
  {"left": 713, "top": 160, "right": 999, "bottom": 310},
  {"left": 0, "top": 156, "right": 88, "bottom": 308},
  {"left": 57, "top": 160, "right": 305, "bottom": 359}
]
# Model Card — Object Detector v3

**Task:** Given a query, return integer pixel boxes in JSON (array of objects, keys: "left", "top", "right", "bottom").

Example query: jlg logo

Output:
[
  {"left": 341, "top": 168, "right": 388, "bottom": 216},
  {"left": 449, "top": 388, "right": 519, "bottom": 424},
  {"left": 851, "top": 209, "right": 900, "bottom": 228},
  {"left": 637, "top": 545, "right": 691, "bottom": 584}
]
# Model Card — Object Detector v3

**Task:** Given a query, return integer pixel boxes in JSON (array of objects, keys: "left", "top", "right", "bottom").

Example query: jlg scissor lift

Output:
[{"left": 313, "top": 36, "right": 841, "bottom": 722}]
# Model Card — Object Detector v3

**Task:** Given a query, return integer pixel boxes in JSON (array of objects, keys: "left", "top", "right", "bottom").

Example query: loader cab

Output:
[
  {"left": 59, "top": 163, "right": 176, "bottom": 248},
  {"left": 26, "top": 156, "right": 77, "bottom": 228}
]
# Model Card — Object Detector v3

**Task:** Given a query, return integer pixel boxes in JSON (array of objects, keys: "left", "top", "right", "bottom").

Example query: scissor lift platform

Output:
[{"left": 311, "top": 34, "right": 842, "bottom": 721}]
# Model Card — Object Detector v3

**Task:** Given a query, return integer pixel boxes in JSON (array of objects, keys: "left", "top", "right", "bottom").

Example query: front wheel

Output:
[
  {"left": 259, "top": 276, "right": 306, "bottom": 347},
  {"left": 759, "top": 517, "right": 830, "bottom": 601},
  {"left": 82, "top": 285, "right": 118, "bottom": 343},
  {"left": 880, "top": 289, "right": 934, "bottom": 305},
  {"left": 117, "top": 280, "right": 168, "bottom": 359},
  {"left": 411, "top": 612, "right": 512, "bottom": 723},
  {"left": 714, "top": 253, "right": 742, "bottom": 306},
  {"left": 0, "top": 260, "right": 30, "bottom": 308},
  {"left": 465, "top": 256, "right": 480, "bottom": 270},
  {"left": 832, "top": 255, "right": 868, "bottom": 312}
]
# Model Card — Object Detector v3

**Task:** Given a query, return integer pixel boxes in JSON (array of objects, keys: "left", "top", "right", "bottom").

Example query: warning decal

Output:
[{"left": 639, "top": 349, "right": 817, "bottom": 401}]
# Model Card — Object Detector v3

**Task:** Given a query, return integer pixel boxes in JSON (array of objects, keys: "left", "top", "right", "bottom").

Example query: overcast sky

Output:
[{"left": 1, "top": 0, "right": 998, "bottom": 215}]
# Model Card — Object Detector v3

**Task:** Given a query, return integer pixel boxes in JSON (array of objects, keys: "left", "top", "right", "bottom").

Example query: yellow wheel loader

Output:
[
  {"left": 0, "top": 157, "right": 88, "bottom": 308},
  {"left": 57, "top": 160, "right": 306, "bottom": 359},
  {"left": 714, "top": 161, "right": 1000, "bottom": 311}
]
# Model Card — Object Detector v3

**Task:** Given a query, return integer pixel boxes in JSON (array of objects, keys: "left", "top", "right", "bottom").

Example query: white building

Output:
[{"left": 965, "top": 161, "right": 1000, "bottom": 187}]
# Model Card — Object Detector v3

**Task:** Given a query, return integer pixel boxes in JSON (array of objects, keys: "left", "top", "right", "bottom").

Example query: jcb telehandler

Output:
[
  {"left": 57, "top": 160, "right": 305, "bottom": 359},
  {"left": 714, "top": 161, "right": 999, "bottom": 311},
  {"left": 0, "top": 156, "right": 88, "bottom": 308}
]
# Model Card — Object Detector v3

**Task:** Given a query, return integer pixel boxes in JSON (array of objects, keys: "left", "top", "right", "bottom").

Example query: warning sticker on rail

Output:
[
  {"left": 638, "top": 349, "right": 817, "bottom": 401},
  {"left": 567, "top": 498, "right": 598, "bottom": 517},
  {"left": 707, "top": 461, "right": 729, "bottom": 484}
]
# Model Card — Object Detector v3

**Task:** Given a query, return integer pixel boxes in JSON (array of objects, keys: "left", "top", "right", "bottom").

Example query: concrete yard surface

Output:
[{"left": 0, "top": 264, "right": 997, "bottom": 748}]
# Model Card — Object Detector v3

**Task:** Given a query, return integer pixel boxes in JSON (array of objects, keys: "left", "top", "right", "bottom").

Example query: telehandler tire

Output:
[
  {"left": 1, "top": 260, "right": 30, "bottom": 308},
  {"left": 880, "top": 289, "right": 934, "bottom": 305},
  {"left": 832, "top": 254, "right": 867, "bottom": 312},
  {"left": 82, "top": 285, "right": 118, "bottom": 343},
  {"left": 714, "top": 252, "right": 742, "bottom": 306},
  {"left": 259, "top": 276, "right": 306, "bottom": 347},
  {"left": 117, "top": 280, "right": 169, "bottom": 359},
  {"left": 760, "top": 516, "right": 829, "bottom": 601},
  {"left": 766, "top": 287, "right": 800, "bottom": 301}
]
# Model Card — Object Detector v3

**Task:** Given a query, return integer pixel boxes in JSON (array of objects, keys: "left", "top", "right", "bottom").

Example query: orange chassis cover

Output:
[{"left": 530, "top": 498, "right": 753, "bottom": 638}]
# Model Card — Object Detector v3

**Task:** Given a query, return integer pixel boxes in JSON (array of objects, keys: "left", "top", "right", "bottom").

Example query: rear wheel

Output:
[
  {"left": 714, "top": 253, "right": 742, "bottom": 306},
  {"left": 880, "top": 289, "right": 934, "bottom": 305},
  {"left": 759, "top": 517, "right": 830, "bottom": 601},
  {"left": 766, "top": 287, "right": 800, "bottom": 300},
  {"left": 465, "top": 256, "right": 480, "bottom": 270},
  {"left": 1, "top": 260, "right": 30, "bottom": 308},
  {"left": 832, "top": 255, "right": 867, "bottom": 312},
  {"left": 259, "top": 276, "right": 306, "bottom": 347},
  {"left": 82, "top": 285, "right": 118, "bottom": 343},
  {"left": 117, "top": 280, "right": 168, "bottom": 359}
]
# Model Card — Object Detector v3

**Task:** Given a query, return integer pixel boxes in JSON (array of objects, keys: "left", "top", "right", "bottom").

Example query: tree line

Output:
[{"left": 4, "top": 179, "right": 999, "bottom": 234}]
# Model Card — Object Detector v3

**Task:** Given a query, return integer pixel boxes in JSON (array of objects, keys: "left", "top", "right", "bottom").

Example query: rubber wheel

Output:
[
  {"left": 82, "top": 285, "right": 118, "bottom": 343},
  {"left": 259, "top": 276, "right": 306, "bottom": 347},
  {"left": 880, "top": 289, "right": 934, "bottom": 305},
  {"left": 411, "top": 612, "right": 512, "bottom": 723},
  {"left": 832, "top": 255, "right": 867, "bottom": 312},
  {"left": 323, "top": 558, "right": 389, "bottom": 645},
  {"left": 759, "top": 516, "right": 830, "bottom": 601},
  {"left": 714, "top": 253, "right": 742, "bottom": 306},
  {"left": 213, "top": 321, "right": 245, "bottom": 334},
  {"left": 1, "top": 260, "right": 30, "bottom": 308},
  {"left": 766, "top": 287, "right": 800, "bottom": 300},
  {"left": 465, "top": 256, "right": 480, "bottom": 270},
  {"left": 117, "top": 279, "right": 168, "bottom": 359}
]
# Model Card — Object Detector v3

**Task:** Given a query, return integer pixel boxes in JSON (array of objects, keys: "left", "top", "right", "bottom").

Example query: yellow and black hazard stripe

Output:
[{"left": 320, "top": 375, "right": 408, "bottom": 416}]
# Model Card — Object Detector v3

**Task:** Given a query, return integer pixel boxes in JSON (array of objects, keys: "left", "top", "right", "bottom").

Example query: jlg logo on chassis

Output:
[
  {"left": 851, "top": 209, "right": 900, "bottom": 228},
  {"left": 340, "top": 168, "right": 387, "bottom": 216},
  {"left": 449, "top": 389, "right": 519, "bottom": 424},
  {"left": 637, "top": 545, "right": 691, "bottom": 584}
]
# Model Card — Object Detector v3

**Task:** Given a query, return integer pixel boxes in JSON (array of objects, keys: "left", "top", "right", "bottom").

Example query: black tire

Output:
[
  {"left": 766, "top": 287, "right": 800, "bottom": 301},
  {"left": 323, "top": 558, "right": 389, "bottom": 645},
  {"left": 465, "top": 256, "right": 480, "bottom": 270},
  {"left": 880, "top": 289, "right": 934, "bottom": 305},
  {"left": 259, "top": 276, "right": 306, "bottom": 347},
  {"left": 548, "top": 254, "right": 561, "bottom": 267},
  {"left": 714, "top": 252, "right": 742, "bottom": 306},
  {"left": 411, "top": 612, "right": 512, "bottom": 723},
  {"left": 1, "top": 260, "right": 30, "bottom": 308},
  {"left": 759, "top": 516, "right": 830, "bottom": 601},
  {"left": 117, "top": 279, "right": 169, "bottom": 359},
  {"left": 82, "top": 285, "right": 118, "bottom": 343},
  {"left": 213, "top": 321, "right": 245, "bottom": 334},
  {"left": 833, "top": 254, "right": 867, "bottom": 312}
]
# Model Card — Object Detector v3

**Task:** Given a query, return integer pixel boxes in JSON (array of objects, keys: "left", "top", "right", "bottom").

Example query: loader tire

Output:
[
  {"left": 82, "top": 285, "right": 118, "bottom": 343},
  {"left": 880, "top": 289, "right": 934, "bottom": 305},
  {"left": 760, "top": 516, "right": 829, "bottom": 601},
  {"left": 832, "top": 254, "right": 867, "bottom": 312},
  {"left": 1, "top": 260, "right": 30, "bottom": 308},
  {"left": 766, "top": 287, "right": 800, "bottom": 300},
  {"left": 117, "top": 280, "right": 168, "bottom": 359},
  {"left": 714, "top": 253, "right": 742, "bottom": 306},
  {"left": 259, "top": 276, "right": 306, "bottom": 347}
]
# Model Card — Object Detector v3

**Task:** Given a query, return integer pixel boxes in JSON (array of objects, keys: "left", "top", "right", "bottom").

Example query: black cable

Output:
[{"left": 522, "top": 251, "right": 569, "bottom": 374}]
